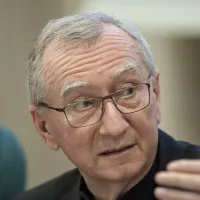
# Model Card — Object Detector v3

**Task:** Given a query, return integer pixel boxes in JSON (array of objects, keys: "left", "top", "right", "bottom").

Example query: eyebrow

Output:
[
  {"left": 114, "top": 61, "right": 139, "bottom": 78},
  {"left": 60, "top": 81, "right": 88, "bottom": 97}
]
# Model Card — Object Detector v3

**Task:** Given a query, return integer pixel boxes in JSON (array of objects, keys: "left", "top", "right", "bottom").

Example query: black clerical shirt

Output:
[{"left": 13, "top": 130, "right": 200, "bottom": 200}]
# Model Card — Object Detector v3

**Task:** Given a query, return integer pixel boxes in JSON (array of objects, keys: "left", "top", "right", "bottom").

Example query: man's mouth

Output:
[{"left": 99, "top": 144, "right": 135, "bottom": 156}]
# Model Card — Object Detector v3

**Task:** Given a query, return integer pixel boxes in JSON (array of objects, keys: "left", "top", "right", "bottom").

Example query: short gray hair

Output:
[{"left": 28, "top": 13, "right": 155, "bottom": 106}]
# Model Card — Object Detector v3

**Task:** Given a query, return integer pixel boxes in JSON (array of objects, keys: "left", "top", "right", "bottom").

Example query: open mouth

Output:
[{"left": 99, "top": 144, "right": 135, "bottom": 156}]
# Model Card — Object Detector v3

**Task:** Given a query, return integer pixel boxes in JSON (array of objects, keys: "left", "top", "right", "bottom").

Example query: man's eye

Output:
[
  {"left": 73, "top": 100, "right": 93, "bottom": 109},
  {"left": 123, "top": 87, "right": 135, "bottom": 96}
]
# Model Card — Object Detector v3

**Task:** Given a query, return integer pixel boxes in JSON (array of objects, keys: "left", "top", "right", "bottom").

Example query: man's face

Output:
[{"left": 31, "top": 25, "right": 160, "bottom": 182}]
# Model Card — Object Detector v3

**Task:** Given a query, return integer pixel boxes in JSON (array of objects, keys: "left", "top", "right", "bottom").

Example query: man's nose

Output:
[{"left": 99, "top": 101, "right": 129, "bottom": 137}]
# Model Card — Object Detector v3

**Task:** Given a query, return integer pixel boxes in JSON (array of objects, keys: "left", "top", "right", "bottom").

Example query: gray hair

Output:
[{"left": 28, "top": 13, "right": 155, "bottom": 106}]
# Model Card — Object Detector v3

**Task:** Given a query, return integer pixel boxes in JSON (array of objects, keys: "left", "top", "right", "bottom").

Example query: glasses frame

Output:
[{"left": 37, "top": 83, "right": 151, "bottom": 128}]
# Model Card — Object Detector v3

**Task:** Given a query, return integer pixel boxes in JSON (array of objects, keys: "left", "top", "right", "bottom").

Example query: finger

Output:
[
  {"left": 154, "top": 187, "right": 200, "bottom": 200},
  {"left": 167, "top": 159, "right": 200, "bottom": 173},
  {"left": 155, "top": 171, "right": 200, "bottom": 192}
]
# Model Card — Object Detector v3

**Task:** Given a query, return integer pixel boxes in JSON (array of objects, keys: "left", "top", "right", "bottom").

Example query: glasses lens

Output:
[
  {"left": 65, "top": 98, "right": 102, "bottom": 127},
  {"left": 113, "top": 84, "right": 149, "bottom": 113},
  {"left": 64, "top": 84, "right": 149, "bottom": 127}
]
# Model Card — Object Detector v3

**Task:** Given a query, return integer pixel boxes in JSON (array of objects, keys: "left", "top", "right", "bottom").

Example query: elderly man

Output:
[{"left": 14, "top": 13, "right": 200, "bottom": 200}]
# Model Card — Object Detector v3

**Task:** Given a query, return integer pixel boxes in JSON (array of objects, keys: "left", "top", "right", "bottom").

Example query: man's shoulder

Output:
[
  {"left": 157, "top": 129, "right": 200, "bottom": 171},
  {"left": 177, "top": 140, "right": 200, "bottom": 158},
  {"left": 159, "top": 129, "right": 200, "bottom": 159},
  {"left": 13, "top": 168, "right": 81, "bottom": 200}
]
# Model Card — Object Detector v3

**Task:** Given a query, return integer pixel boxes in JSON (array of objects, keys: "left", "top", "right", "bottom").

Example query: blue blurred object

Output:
[{"left": 0, "top": 126, "right": 26, "bottom": 200}]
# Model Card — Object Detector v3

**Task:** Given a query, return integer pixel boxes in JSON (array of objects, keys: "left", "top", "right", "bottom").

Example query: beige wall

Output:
[
  {"left": 0, "top": 0, "right": 79, "bottom": 188},
  {"left": 148, "top": 37, "right": 200, "bottom": 143},
  {"left": 0, "top": 1, "right": 200, "bottom": 189}
]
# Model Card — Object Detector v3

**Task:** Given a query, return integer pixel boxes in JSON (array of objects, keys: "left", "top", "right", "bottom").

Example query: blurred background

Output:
[{"left": 0, "top": 0, "right": 200, "bottom": 189}]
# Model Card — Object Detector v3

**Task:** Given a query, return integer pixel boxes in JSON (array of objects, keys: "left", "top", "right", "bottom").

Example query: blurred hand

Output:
[{"left": 154, "top": 159, "right": 200, "bottom": 200}]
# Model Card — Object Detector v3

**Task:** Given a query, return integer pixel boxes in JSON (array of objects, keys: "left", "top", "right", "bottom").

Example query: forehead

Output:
[{"left": 42, "top": 25, "right": 145, "bottom": 94}]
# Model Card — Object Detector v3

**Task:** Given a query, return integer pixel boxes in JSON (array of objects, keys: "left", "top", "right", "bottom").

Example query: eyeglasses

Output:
[{"left": 37, "top": 83, "right": 150, "bottom": 128}]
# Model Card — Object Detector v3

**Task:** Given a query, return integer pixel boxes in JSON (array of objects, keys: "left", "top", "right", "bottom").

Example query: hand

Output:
[{"left": 154, "top": 159, "right": 200, "bottom": 200}]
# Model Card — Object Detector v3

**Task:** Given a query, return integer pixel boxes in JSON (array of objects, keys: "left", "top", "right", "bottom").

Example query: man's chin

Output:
[{"left": 95, "top": 162, "right": 144, "bottom": 182}]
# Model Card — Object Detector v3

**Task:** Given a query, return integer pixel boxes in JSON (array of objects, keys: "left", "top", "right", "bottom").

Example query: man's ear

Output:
[
  {"left": 152, "top": 70, "right": 161, "bottom": 124},
  {"left": 29, "top": 106, "right": 60, "bottom": 151}
]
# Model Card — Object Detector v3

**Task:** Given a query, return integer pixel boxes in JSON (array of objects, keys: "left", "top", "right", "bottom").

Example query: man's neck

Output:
[
  {"left": 81, "top": 163, "right": 153, "bottom": 200},
  {"left": 84, "top": 177, "right": 133, "bottom": 200}
]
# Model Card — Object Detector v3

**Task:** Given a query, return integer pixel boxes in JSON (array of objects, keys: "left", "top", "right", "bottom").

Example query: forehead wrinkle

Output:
[
  {"left": 81, "top": 40, "right": 132, "bottom": 59},
  {"left": 47, "top": 29, "right": 137, "bottom": 70},
  {"left": 43, "top": 41, "right": 79, "bottom": 69},
  {"left": 66, "top": 31, "right": 139, "bottom": 71},
  {"left": 54, "top": 46, "right": 137, "bottom": 86},
  {"left": 60, "top": 81, "right": 87, "bottom": 97},
  {"left": 59, "top": 40, "right": 135, "bottom": 70},
  {"left": 60, "top": 46, "right": 137, "bottom": 77},
  {"left": 43, "top": 23, "right": 138, "bottom": 67},
  {"left": 57, "top": 56, "right": 134, "bottom": 94},
  {"left": 43, "top": 29, "right": 139, "bottom": 76},
  {"left": 58, "top": 57, "right": 139, "bottom": 92},
  {"left": 42, "top": 44, "right": 77, "bottom": 89},
  {"left": 83, "top": 34, "right": 137, "bottom": 58},
  {"left": 59, "top": 56, "right": 135, "bottom": 85},
  {"left": 75, "top": 48, "right": 134, "bottom": 67},
  {"left": 44, "top": 44, "right": 72, "bottom": 69}
]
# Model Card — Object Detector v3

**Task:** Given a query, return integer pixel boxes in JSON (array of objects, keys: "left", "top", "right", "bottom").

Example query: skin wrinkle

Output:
[
  {"left": 44, "top": 46, "right": 141, "bottom": 98},
  {"left": 57, "top": 48, "right": 134, "bottom": 72},
  {"left": 60, "top": 63, "right": 140, "bottom": 98},
  {"left": 51, "top": 29, "right": 137, "bottom": 56},
  {"left": 57, "top": 56, "right": 137, "bottom": 99},
  {"left": 45, "top": 41, "right": 138, "bottom": 74},
  {"left": 42, "top": 29, "right": 141, "bottom": 96},
  {"left": 44, "top": 52, "right": 140, "bottom": 101},
  {"left": 78, "top": 39, "right": 138, "bottom": 56},
  {"left": 70, "top": 51, "right": 133, "bottom": 72},
  {"left": 60, "top": 54, "right": 134, "bottom": 77},
  {"left": 42, "top": 27, "right": 136, "bottom": 72}
]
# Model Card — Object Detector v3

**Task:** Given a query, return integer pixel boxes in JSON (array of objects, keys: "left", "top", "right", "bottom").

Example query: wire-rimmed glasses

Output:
[{"left": 37, "top": 83, "right": 150, "bottom": 128}]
